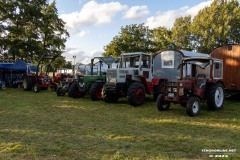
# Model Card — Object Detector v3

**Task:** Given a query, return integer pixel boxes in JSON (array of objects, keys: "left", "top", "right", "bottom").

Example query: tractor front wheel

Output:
[
  {"left": 186, "top": 97, "right": 201, "bottom": 117},
  {"left": 56, "top": 87, "right": 65, "bottom": 96},
  {"left": 51, "top": 83, "right": 57, "bottom": 91},
  {"left": 89, "top": 83, "right": 104, "bottom": 101},
  {"left": 207, "top": 83, "right": 225, "bottom": 110},
  {"left": 33, "top": 83, "right": 40, "bottom": 93},
  {"left": 69, "top": 83, "right": 85, "bottom": 98},
  {"left": 127, "top": 82, "right": 145, "bottom": 106},
  {"left": 156, "top": 94, "right": 170, "bottom": 111},
  {"left": 103, "top": 89, "right": 118, "bottom": 103}
]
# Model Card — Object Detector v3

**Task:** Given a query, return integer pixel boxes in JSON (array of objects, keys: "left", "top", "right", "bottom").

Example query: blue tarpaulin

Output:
[
  {"left": 0, "top": 63, "right": 14, "bottom": 70},
  {"left": 0, "top": 60, "right": 36, "bottom": 72},
  {"left": 10, "top": 60, "right": 37, "bottom": 72}
]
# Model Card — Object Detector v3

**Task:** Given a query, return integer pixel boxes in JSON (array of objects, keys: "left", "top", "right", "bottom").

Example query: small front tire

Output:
[
  {"left": 156, "top": 94, "right": 170, "bottom": 111},
  {"left": 186, "top": 97, "right": 201, "bottom": 117}
]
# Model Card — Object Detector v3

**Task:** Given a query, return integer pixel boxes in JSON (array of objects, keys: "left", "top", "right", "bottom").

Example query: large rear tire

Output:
[
  {"left": 207, "top": 83, "right": 225, "bottom": 110},
  {"left": 156, "top": 94, "right": 170, "bottom": 111},
  {"left": 127, "top": 82, "right": 145, "bottom": 106},
  {"left": 23, "top": 77, "right": 32, "bottom": 91},
  {"left": 186, "top": 97, "right": 201, "bottom": 117},
  {"left": 69, "top": 83, "right": 85, "bottom": 98},
  {"left": 89, "top": 83, "right": 104, "bottom": 101}
]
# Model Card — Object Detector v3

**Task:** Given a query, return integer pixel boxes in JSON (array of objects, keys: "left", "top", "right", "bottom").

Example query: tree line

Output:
[
  {"left": 103, "top": 0, "right": 240, "bottom": 56},
  {"left": 0, "top": 0, "right": 70, "bottom": 68}
]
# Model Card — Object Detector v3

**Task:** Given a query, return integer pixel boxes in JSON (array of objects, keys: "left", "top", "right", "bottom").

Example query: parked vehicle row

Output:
[{"left": 19, "top": 45, "right": 240, "bottom": 117}]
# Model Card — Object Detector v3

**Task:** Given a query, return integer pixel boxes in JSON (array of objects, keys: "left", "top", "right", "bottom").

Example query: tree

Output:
[
  {"left": 172, "top": 16, "right": 193, "bottom": 51},
  {"left": 103, "top": 24, "right": 153, "bottom": 56},
  {"left": 0, "top": 0, "right": 69, "bottom": 61},
  {"left": 151, "top": 26, "right": 172, "bottom": 52},
  {"left": 191, "top": 0, "right": 240, "bottom": 53}
]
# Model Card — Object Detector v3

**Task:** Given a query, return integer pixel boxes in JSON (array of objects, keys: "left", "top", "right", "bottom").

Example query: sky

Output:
[{"left": 52, "top": 0, "right": 216, "bottom": 64}]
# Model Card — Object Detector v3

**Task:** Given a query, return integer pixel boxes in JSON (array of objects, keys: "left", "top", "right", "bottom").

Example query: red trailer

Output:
[{"left": 211, "top": 45, "right": 240, "bottom": 96}]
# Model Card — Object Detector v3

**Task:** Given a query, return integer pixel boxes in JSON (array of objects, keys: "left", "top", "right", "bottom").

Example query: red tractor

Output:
[
  {"left": 22, "top": 53, "right": 58, "bottom": 93},
  {"left": 156, "top": 57, "right": 225, "bottom": 116}
]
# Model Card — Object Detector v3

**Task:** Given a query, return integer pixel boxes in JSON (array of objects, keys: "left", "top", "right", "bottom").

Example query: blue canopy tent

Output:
[
  {"left": 10, "top": 60, "right": 37, "bottom": 73},
  {"left": 0, "top": 60, "right": 36, "bottom": 87}
]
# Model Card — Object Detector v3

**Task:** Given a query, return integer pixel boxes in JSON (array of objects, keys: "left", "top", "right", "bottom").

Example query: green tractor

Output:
[{"left": 69, "top": 56, "right": 115, "bottom": 100}]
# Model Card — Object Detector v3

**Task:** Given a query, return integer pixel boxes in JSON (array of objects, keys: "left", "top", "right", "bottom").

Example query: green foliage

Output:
[
  {"left": 51, "top": 56, "right": 66, "bottom": 70},
  {"left": 103, "top": 24, "right": 153, "bottom": 56},
  {"left": 172, "top": 16, "right": 193, "bottom": 51},
  {"left": 151, "top": 26, "right": 172, "bottom": 52},
  {"left": 191, "top": 0, "right": 240, "bottom": 53},
  {"left": 0, "top": 0, "right": 69, "bottom": 61}
]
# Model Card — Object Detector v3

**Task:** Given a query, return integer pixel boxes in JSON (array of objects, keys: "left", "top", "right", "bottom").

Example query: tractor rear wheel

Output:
[
  {"left": 89, "top": 83, "right": 104, "bottom": 101},
  {"left": 127, "top": 82, "right": 145, "bottom": 106},
  {"left": 69, "top": 83, "right": 85, "bottom": 98},
  {"left": 56, "top": 87, "right": 65, "bottom": 96},
  {"left": 207, "top": 83, "right": 225, "bottom": 110},
  {"left": 33, "top": 83, "right": 40, "bottom": 93},
  {"left": 186, "top": 96, "right": 201, "bottom": 117},
  {"left": 23, "top": 77, "right": 32, "bottom": 91},
  {"left": 156, "top": 94, "right": 170, "bottom": 111}
]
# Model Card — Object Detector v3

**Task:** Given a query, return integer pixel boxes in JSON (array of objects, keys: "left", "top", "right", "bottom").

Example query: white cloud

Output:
[
  {"left": 145, "top": 0, "right": 213, "bottom": 29},
  {"left": 123, "top": 5, "right": 149, "bottom": 20},
  {"left": 77, "top": 30, "right": 89, "bottom": 37},
  {"left": 60, "top": 1, "right": 127, "bottom": 29},
  {"left": 63, "top": 47, "right": 103, "bottom": 64}
]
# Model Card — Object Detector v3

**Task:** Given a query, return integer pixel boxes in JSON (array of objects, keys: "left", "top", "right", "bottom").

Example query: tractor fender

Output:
[
  {"left": 152, "top": 78, "right": 168, "bottom": 86},
  {"left": 134, "top": 75, "right": 151, "bottom": 94}
]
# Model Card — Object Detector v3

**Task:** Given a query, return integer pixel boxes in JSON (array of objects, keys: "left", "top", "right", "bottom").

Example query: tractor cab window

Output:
[
  {"left": 213, "top": 62, "right": 223, "bottom": 79},
  {"left": 141, "top": 55, "right": 151, "bottom": 68},
  {"left": 182, "top": 60, "right": 210, "bottom": 78},
  {"left": 120, "top": 55, "right": 140, "bottom": 68}
]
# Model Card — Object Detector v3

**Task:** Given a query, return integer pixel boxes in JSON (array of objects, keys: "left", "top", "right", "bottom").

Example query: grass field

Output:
[{"left": 0, "top": 88, "right": 239, "bottom": 159}]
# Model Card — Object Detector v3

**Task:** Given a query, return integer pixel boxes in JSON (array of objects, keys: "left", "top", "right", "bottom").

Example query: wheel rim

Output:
[
  {"left": 34, "top": 85, "right": 38, "bottom": 92},
  {"left": 192, "top": 101, "right": 199, "bottom": 114},
  {"left": 96, "top": 86, "right": 103, "bottom": 99},
  {"left": 23, "top": 79, "right": 27, "bottom": 89},
  {"left": 215, "top": 87, "right": 224, "bottom": 108},
  {"left": 135, "top": 88, "right": 144, "bottom": 102}
]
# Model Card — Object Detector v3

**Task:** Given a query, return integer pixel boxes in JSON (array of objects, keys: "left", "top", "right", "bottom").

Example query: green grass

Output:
[{"left": 0, "top": 88, "right": 239, "bottom": 160}]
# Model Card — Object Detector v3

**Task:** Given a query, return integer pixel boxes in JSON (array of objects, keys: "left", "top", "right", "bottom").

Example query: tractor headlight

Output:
[
  {"left": 173, "top": 88, "right": 177, "bottom": 92},
  {"left": 168, "top": 87, "right": 171, "bottom": 92},
  {"left": 108, "top": 77, "right": 117, "bottom": 83}
]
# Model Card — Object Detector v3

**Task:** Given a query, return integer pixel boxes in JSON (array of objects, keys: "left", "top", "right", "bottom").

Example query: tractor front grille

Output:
[
  {"left": 166, "top": 81, "right": 178, "bottom": 98},
  {"left": 107, "top": 69, "right": 117, "bottom": 78}
]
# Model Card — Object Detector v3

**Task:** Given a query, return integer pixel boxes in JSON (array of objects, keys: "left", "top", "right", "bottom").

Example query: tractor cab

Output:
[
  {"left": 157, "top": 57, "right": 225, "bottom": 117},
  {"left": 69, "top": 56, "right": 115, "bottom": 100},
  {"left": 107, "top": 52, "right": 152, "bottom": 84}
]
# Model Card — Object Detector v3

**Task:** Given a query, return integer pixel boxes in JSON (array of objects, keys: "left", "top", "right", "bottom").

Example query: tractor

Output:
[
  {"left": 69, "top": 56, "right": 115, "bottom": 100},
  {"left": 156, "top": 57, "right": 225, "bottom": 116},
  {"left": 103, "top": 52, "right": 167, "bottom": 106},
  {"left": 22, "top": 53, "right": 58, "bottom": 93},
  {"left": 56, "top": 75, "right": 74, "bottom": 96},
  {"left": 56, "top": 65, "right": 88, "bottom": 96}
]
